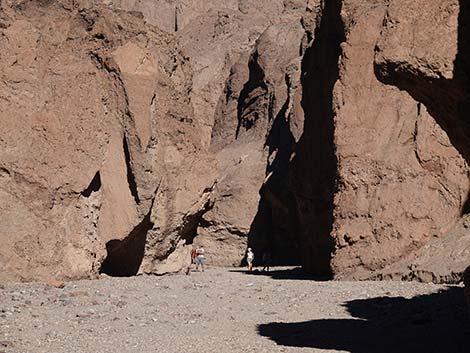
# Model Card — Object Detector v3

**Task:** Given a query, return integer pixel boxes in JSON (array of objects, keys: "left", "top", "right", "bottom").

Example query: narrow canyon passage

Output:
[{"left": 242, "top": 0, "right": 346, "bottom": 275}]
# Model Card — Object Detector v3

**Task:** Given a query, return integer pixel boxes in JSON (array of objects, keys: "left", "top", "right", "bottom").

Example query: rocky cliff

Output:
[
  {"left": 1, "top": 0, "right": 469, "bottom": 284},
  {"left": 0, "top": 0, "right": 216, "bottom": 281},
  {"left": 332, "top": 0, "right": 469, "bottom": 280}
]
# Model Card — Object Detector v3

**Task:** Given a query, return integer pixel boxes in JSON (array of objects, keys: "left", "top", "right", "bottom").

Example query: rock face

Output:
[
  {"left": 0, "top": 0, "right": 216, "bottom": 281},
  {"left": 1, "top": 0, "right": 470, "bottom": 284},
  {"left": 330, "top": 0, "right": 469, "bottom": 279}
]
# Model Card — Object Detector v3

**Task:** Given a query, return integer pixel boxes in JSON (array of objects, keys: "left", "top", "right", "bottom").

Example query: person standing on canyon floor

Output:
[
  {"left": 195, "top": 245, "right": 205, "bottom": 272},
  {"left": 185, "top": 246, "right": 198, "bottom": 275},
  {"left": 246, "top": 248, "right": 254, "bottom": 271},
  {"left": 262, "top": 251, "right": 272, "bottom": 272}
]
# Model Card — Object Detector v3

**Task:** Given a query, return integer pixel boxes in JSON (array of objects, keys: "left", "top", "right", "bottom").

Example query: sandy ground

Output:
[{"left": 1, "top": 266, "right": 469, "bottom": 353}]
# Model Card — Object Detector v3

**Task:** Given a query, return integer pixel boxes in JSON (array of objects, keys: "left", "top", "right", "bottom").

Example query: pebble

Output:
[
  {"left": 0, "top": 341, "right": 12, "bottom": 348},
  {"left": 76, "top": 309, "right": 95, "bottom": 318}
]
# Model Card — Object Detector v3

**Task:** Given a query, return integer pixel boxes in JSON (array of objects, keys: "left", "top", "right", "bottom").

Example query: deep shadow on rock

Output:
[
  {"left": 100, "top": 212, "right": 153, "bottom": 277},
  {"left": 258, "top": 287, "right": 470, "bottom": 352}
]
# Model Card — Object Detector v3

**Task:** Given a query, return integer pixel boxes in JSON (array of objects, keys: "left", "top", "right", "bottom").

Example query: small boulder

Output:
[{"left": 45, "top": 279, "right": 65, "bottom": 289}]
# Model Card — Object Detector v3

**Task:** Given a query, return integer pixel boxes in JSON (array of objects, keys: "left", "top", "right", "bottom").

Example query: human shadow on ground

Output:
[
  {"left": 229, "top": 267, "right": 330, "bottom": 281},
  {"left": 258, "top": 286, "right": 470, "bottom": 353}
]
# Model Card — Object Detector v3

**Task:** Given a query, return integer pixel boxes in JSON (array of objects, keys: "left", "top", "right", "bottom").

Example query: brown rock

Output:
[
  {"left": 0, "top": 0, "right": 215, "bottom": 281},
  {"left": 328, "top": 0, "right": 468, "bottom": 279},
  {"left": 374, "top": 215, "right": 470, "bottom": 283},
  {"left": 45, "top": 279, "right": 65, "bottom": 289},
  {"left": 68, "top": 290, "right": 89, "bottom": 297}
]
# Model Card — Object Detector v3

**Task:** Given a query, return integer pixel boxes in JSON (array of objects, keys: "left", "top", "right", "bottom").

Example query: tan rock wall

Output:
[
  {"left": 330, "top": 0, "right": 469, "bottom": 279},
  {"left": 0, "top": 0, "right": 215, "bottom": 281}
]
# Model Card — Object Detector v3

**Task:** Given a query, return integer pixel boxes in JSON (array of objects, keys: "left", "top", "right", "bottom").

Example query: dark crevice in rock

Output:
[
  {"left": 242, "top": 0, "right": 346, "bottom": 272},
  {"left": 289, "top": 0, "right": 345, "bottom": 278},
  {"left": 0, "top": 167, "right": 10, "bottom": 176},
  {"left": 236, "top": 51, "right": 268, "bottom": 139},
  {"left": 81, "top": 171, "right": 101, "bottom": 197},
  {"left": 237, "top": 44, "right": 300, "bottom": 265},
  {"left": 123, "top": 135, "right": 140, "bottom": 205},
  {"left": 461, "top": 197, "right": 470, "bottom": 215},
  {"left": 174, "top": 6, "right": 178, "bottom": 32},
  {"left": 100, "top": 211, "right": 153, "bottom": 277}
]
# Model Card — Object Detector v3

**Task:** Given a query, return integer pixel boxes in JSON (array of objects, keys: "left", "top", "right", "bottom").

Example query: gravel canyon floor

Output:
[{"left": 1, "top": 267, "right": 469, "bottom": 353}]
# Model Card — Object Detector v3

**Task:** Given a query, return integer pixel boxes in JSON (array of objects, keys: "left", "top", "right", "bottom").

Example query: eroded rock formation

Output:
[
  {"left": 1, "top": 0, "right": 469, "bottom": 285},
  {"left": 0, "top": 0, "right": 216, "bottom": 281},
  {"left": 331, "top": 0, "right": 469, "bottom": 280}
]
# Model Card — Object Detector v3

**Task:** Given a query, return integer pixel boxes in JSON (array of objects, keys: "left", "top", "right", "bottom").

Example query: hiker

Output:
[
  {"left": 195, "top": 245, "right": 205, "bottom": 272},
  {"left": 185, "top": 247, "right": 198, "bottom": 275},
  {"left": 262, "top": 251, "right": 272, "bottom": 272},
  {"left": 246, "top": 248, "right": 254, "bottom": 271}
]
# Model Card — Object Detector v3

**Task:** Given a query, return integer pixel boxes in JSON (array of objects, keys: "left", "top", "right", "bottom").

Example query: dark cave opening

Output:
[
  {"left": 181, "top": 201, "right": 213, "bottom": 246},
  {"left": 99, "top": 212, "right": 153, "bottom": 277}
]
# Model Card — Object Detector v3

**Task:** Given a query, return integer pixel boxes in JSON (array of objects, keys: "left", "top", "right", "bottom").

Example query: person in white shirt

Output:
[
  {"left": 195, "top": 245, "right": 205, "bottom": 272},
  {"left": 246, "top": 248, "right": 254, "bottom": 271}
]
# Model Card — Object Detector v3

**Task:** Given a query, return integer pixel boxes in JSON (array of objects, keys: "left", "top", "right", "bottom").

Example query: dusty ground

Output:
[{"left": 0, "top": 267, "right": 469, "bottom": 353}]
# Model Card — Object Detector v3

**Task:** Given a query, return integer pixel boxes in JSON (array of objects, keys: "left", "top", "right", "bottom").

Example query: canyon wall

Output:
[
  {"left": 331, "top": 0, "right": 469, "bottom": 280},
  {"left": 0, "top": 0, "right": 469, "bottom": 284},
  {"left": 0, "top": 0, "right": 216, "bottom": 281}
]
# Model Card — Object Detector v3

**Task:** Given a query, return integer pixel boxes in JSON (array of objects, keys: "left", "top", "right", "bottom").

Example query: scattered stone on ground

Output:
[{"left": 0, "top": 267, "right": 468, "bottom": 353}]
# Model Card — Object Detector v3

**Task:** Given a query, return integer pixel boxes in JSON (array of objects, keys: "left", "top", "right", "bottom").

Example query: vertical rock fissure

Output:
[
  {"left": 123, "top": 135, "right": 141, "bottom": 205},
  {"left": 289, "top": 0, "right": 345, "bottom": 277},
  {"left": 174, "top": 5, "right": 178, "bottom": 32}
]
